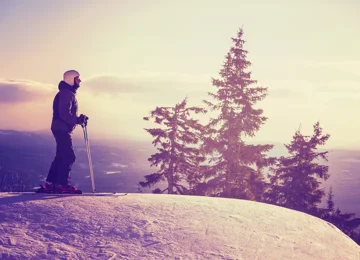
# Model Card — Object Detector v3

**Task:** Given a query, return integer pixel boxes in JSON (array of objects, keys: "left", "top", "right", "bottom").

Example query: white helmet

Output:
[{"left": 63, "top": 70, "right": 80, "bottom": 86}]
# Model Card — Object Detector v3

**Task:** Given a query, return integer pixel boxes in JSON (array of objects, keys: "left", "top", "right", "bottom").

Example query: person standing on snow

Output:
[{"left": 41, "top": 70, "right": 88, "bottom": 193}]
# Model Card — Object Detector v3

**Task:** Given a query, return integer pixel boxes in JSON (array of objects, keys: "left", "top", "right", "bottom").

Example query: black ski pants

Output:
[{"left": 46, "top": 130, "right": 76, "bottom": 185}]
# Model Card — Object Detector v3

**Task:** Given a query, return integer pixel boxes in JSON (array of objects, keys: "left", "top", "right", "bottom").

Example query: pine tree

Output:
[
  {"left": 326, "top": 187, "right": 335, "bottom": 213},
  {"left": 322, "top": 187, "right": 360, "bottom": 244},
  {"left": 267, "top": 122, "right": 330, "bottom": 215},
  {"left": 140, "top": 98, "right": 206, "bottom": 194},
  {"left": 199, "top": 28, "right": 274, "bottom": 199}
]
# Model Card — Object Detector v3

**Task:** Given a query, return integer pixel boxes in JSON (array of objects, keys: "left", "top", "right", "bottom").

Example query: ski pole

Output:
[
  {"left": 83, "top": 124, "right": 95, "bottom": 193},
  {"left": 82, "top": 124, "right": 96, "bottom": 193}
]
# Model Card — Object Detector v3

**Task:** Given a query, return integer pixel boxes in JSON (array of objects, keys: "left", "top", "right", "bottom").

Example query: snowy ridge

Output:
[{"left": 0, "top": 193, "right": 359, "bottom": 260}]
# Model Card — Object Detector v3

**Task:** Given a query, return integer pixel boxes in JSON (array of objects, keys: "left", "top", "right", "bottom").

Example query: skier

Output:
[{"left": 39, "top": 70, "right": 88, "bottom": 193}]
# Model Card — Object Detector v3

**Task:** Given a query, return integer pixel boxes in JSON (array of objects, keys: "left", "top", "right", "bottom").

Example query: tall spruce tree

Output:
[
  {"left": 200, "top": 28, "right": 274, "bottom": 199},
  {"left": 267, "top": 122, "right": 330, "bottom": 215},
  {"left": 140, "top": 98, "right": 206, "bottom": 194}
]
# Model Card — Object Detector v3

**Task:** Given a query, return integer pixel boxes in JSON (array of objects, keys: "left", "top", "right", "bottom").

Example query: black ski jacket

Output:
[{"left": 51, "top": 81, "right": 79, "bottom": 133}]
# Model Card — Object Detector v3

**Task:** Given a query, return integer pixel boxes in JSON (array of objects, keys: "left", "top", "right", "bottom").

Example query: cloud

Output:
[
  {"left": 265, "top": 75, "right": 359, "bottom": 101},
  {"left": 83, "top": 75, "right": 147, "bottom": 94},
  {"left": 82, "top": 73, "right": 211, "bottom": 96},
  {"left": 0, "top": 78, "right": 56, "bottom": 103},
  {"left": 0, "top": 72, "right": 211, "bottom": 111},
  {"left": 284, "top": 59, "right": 360, "bottom": 83},
  {"left": 325, "top": 97, "right": 360, "bottom": 109},
  {"left": 264, "top": 79, "right": 313, "bottom": 99},
  {"left": 268, "top": 87, "right": 305, "bottom": 98},
  {"left": 312, "top": 80, "right": 358, "bottom": 94},
  {"left": 304, "top": 60, "right": 360, "bottom": 78}
]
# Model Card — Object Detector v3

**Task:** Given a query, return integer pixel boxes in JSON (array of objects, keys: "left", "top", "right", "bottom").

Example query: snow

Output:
[
  {"left": 111, "top": 163, "right": 128, "bottom": 168},
  {"left": 0, "top": 193, "right": 359, "bottom": 260},
  {"left": 105, "top": 171, "right": 122, "bottom": 175}
]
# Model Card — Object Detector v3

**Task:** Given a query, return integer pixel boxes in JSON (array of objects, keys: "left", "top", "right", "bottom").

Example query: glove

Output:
[{"left": 77, "top": 114, "right": 89, "bottom": 126}]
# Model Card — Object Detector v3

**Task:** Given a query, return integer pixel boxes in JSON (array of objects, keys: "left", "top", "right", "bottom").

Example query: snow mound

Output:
[{"left": 0, "top": 193, "right": 359, "bottom": 259}]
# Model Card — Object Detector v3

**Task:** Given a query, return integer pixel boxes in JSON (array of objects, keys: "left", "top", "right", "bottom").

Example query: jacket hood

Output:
[{"left": 58, "top": 81, "right": 77, "bottom": 93}]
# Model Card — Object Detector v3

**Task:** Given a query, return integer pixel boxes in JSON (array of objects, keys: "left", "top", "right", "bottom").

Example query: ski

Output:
[{"left": 1, "top": 192, "right": 128, "bottom": 196}]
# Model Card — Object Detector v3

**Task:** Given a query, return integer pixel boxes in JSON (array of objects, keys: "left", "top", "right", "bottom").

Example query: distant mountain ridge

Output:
[
  {"left": 0, "top": 129, "right": 155, "bottom": 194},
  {"left": 1, "top": 129, "right": 360, "bottom": 217}
]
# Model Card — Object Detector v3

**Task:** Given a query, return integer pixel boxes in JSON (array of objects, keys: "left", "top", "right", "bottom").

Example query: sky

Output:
[
  {"left": 0, "top": 193, "right": 359, "bottom": 259},
  {"left": 0, "top": 0, "right": 359, "bottom": 148}
]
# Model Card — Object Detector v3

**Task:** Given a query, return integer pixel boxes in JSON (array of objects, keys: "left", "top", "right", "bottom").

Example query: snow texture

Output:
[{"left": 0, "top": 193, "right": 359, "bottom": 260}]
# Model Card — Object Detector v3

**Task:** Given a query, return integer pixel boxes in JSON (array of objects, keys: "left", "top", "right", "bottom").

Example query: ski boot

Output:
[
  {"left": 55, "top": 184, "right": 82, "bottom": 194},
  {"left": 36, "top": 182, "right": 56, "bottom": 193}
]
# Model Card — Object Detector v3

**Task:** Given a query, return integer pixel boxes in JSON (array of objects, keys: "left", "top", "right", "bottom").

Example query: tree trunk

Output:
[
  {"left": 225, "top": 162, "right": 232, "bottom": 197},
  {"left": 167, "top": 161, "right": 174, "bottom": 194}
]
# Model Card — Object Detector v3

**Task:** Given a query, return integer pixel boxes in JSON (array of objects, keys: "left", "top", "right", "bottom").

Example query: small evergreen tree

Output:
[
  {"left": 267, "top": 122, "right": 330, "bottom": 215},
  {"left": 0, "top": 167, "right": 32, "bottom": 192},
  {"left": 140, "top": 98, "right": 206, "bottom": 194},
  {"left": 199, "top": 28, "right": 274, "bottom": 199},
  {"left": 322, "top": 187, "right": 360, "bottom": 244},
  {"left": 326, "top": 187, "right": 335, "bottom": 213}
]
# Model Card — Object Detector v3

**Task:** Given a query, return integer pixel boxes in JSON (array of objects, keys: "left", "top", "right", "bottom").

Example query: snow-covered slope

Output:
[{"left": 0, "top": 193, "right": 359, "bottom": 260}]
